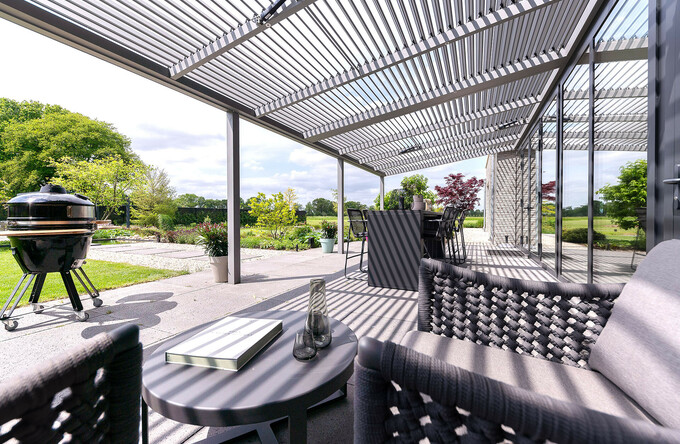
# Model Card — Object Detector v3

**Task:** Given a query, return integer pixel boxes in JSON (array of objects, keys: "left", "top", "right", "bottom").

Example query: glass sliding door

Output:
[
  {"left": 592, "top": 0, "right": 648, "bottom": 283},
  {"left": 541, "top": 100, "right": 558, "bottom": 271},
  {"left": 561, "top": 64, "right": 590, "bottom": 282},
  {"left": 530, "top": 129, "right": 541, "bottom": 258}
]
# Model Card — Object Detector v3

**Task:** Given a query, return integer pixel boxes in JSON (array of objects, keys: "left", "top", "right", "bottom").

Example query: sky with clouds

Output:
[{"left": 0, "top": 19, "right": 488, "bottom": 207}]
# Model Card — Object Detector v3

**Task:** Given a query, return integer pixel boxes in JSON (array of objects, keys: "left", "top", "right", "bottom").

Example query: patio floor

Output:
[{"left": 0, "top": 236, "right": 560, "bottom": 443}]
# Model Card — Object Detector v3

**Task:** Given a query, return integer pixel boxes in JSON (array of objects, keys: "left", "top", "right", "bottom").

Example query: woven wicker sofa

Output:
[{"left": 355, "top": 239, "right": 680, "bottom": 443}]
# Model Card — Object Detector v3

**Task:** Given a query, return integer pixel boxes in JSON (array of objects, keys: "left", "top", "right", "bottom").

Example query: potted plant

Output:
[
  {"left": 197, "top": 222, "right": 229, "bottom": 282},
  {"left": 319, "top": 220, "right": 337, "bottom": 253}
]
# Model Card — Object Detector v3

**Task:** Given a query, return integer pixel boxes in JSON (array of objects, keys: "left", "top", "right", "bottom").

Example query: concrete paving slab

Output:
[
  {"left": 119, "top": 248, "right": 183, "bottom": 256},
  {"left": 161, "top": 251, "right": 208, "bottom": 259}
]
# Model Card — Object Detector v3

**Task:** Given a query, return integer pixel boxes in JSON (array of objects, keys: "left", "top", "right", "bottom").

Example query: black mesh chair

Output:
[
  {"left": 0, "top": 324, "right": 142, "bottom": 444},
  {"left": 452, "top": 209, "right": 468, "bottom": 263},
  {"left": 424, "top": 206, "right": 458, "bottom": 263},
  {"left": 345, "top": 208, "right": 368, "bottom": 278}
]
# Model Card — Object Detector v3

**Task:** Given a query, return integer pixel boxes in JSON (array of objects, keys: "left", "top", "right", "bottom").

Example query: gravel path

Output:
[{"left": 87, "top": 241, "right": 288, "bottom": 273}]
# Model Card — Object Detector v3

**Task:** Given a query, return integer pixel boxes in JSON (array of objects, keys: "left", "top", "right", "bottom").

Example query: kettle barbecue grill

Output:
[{"left": 0, "top": 184, "right": 102, "bottom": 331}]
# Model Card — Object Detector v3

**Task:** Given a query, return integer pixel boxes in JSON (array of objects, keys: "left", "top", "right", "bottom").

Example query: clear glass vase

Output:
[{"left": 306, "top": 279, "right": 331, "bottom": 348}]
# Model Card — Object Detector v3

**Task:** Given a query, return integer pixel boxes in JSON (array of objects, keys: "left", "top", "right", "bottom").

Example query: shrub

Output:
[
  {"left": 562, "top": 228, "right": 606, "bottom": 244},
  {"left": 320, "top": 220, "right": 338, "bottom": 239},
  {"left": 135, "top": 213, "right": 159, "bottom": 227},
  {"left": 158, "top": 214, "right": 175, "bottom": 231},
  {"left": 164, "top": 227, "right": 200, "bottom": 244},
  {"left": 196, "top": 222, "right": 229, "bottom": 256},
  {"left": 248, "top": 192, "right": 297, "bottom": 239},
  {"left": 92, "top": 228, "right": 134, "bottom": 239}
]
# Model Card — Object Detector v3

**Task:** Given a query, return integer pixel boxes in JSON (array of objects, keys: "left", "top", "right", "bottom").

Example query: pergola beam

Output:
[
  {"left": 543, "top": 141, "right": 648, "bottom": 151},
  {"left": 254, "top": 0, "right": 558, "bottom": 117},
  {"left": 383, "top": 145, "right": 514, "bottom": 175},
  {"left": 565, "top": 112, "right": 647, "bottom": 122},
  {"left": 168, "top": 0, "right": 316, "bottom": 79},
  {"left": 357, "top": 130, "right": 521, "bottom": 164},
  {"left": 564, "top": 86, "right": 647, "bottom": 100},
  {"left": 543, "top": 130, "right": 647, "bottom": 139},
  {"left": 371, "top": 138, "right": 517, "bottom": 170},
  {"left": 304, "top": 49, "right": 566, "bottom": 142},
  {"left": 340, "top": 97, "right": 538, "bottom": 155},
  {"left": 577, "top": 37, "right": 648, "bottom": 64}
]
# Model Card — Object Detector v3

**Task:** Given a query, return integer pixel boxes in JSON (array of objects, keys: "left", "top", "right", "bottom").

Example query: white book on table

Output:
[{"left": 165, "top": 316, "right": 283, "bottom": 371}]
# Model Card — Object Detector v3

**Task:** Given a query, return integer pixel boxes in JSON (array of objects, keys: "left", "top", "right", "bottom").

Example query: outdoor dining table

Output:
[{"left": 141, "top": 310, "right": 357, "bottom": 444}]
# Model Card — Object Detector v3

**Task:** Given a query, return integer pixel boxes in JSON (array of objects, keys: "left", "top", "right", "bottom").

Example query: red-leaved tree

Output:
[
  {"left": 434, "top": 173, "right": 485, "bottom": 210},
  {"left": 541, "top": 180, "right": 556, "bottom": 202}
]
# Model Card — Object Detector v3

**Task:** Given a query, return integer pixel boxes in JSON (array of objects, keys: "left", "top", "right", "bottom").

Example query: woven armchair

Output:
[
  {"left": 417, "top": 258, "right": 624, "bottom": 369},
  {"left": 355, "top": 250, "right": 680, "bottom": 443},
  {"left": 0, "top": 324, "right": 142, "bottom": 443}
]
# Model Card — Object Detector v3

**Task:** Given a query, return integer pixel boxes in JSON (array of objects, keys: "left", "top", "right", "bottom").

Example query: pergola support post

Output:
[
  {"left": 379, "top": 177, "right": 384, "bottom": 210},
  {"left": 337, "top": 159, "right": 344, "bottom": 254},
  {"left": 227, "top": 112, "right": 240, "bottom": 284}
]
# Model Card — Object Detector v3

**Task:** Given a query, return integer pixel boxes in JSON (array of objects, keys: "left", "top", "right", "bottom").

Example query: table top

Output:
[{"left": 142, "top": 310, "right": 357, "bottom": 427}]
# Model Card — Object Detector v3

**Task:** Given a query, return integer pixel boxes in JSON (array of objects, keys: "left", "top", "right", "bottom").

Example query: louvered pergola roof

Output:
[{"left": 0, "top": 0, "right": 648, "bottom": 176}]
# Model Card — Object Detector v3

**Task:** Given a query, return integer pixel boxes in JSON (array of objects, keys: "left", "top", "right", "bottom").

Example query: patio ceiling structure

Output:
[
  {"left": 0, "top": 0, "right": 648, "bottom": 176},
  {"left": 0, "top": 0, "right": 648, "bottom": 283}
]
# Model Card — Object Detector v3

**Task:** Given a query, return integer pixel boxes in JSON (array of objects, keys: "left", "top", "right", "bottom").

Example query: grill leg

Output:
[
  {"left": 29, "top": 273, "right": 46, "bottom": 314},
  {"left": 1, "top": 274, "right": 36, "bottom": 331},
  {"left": 72, "top": 268, "right": 102, "bottom": 307},
  {"left": 76, "top": 267, "right": 100, "bottom": 297},
  {"left": 61, "top": 271, "right": 88, "bottom": 321}
]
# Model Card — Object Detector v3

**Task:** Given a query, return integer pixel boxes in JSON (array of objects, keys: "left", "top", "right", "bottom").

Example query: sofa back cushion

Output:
[{"left": 589, "top": 239, "right": 680, "bottom": 428}]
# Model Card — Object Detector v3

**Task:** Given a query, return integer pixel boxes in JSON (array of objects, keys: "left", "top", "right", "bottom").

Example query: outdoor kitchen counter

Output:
[{"left": 367, "top": 210, "right": 442, "bottom": 291}]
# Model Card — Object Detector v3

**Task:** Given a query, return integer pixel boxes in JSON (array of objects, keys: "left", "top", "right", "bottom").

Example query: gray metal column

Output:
[
  {"left": 337, "top": 159, "right": 344, "bottom": 254},
  {"left": 556, "top": 87, "right": 564, "bottom": 277},
  {"left": 379, "top": 176, "right": 384, "bottom": 210},
  {"left": 587, "top": 39, "right": 595, "bottom": 283},
  {"left": 227, "top": 112, "right": 240, "bottom": 284}
]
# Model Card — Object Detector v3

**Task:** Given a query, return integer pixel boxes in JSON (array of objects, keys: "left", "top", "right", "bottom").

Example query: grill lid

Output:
[{"left": 7, "top": 183, "right": 96, "bottom": 228}]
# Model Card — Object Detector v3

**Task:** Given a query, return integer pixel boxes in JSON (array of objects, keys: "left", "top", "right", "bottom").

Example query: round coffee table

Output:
[{"left": 142, "top": 310, "right": 357, "bottom": 444}]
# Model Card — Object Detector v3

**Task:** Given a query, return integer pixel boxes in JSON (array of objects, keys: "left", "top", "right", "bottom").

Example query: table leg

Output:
[
  {"left": 288, "top": 409, "right": 307, "bottom": 444},
  {"left": 142, "top": 399, "right": 149, "bottom": 444}
]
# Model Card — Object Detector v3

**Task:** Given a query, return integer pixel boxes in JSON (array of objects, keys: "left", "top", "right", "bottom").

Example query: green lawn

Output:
[
  {"left": 0, "top": 250, "right": 186, "bottom": 307},
  {"left": 542, "top": 216, "right": 641, "bottom": 249}
]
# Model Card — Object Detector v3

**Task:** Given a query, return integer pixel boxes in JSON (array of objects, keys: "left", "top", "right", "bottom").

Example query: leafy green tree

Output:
[
  {"left": 132, "top": 167, "right": 177, "bottom": 219},
  {"left": 248, "top": 192, "right": 297, "bottom": 239},
  {"left": 597, "top": 159, "right": 647, "bottom": 230},
  {"left": 283, "top": 187, "right": 298, "bottom": 210},
  {"left": 0, "top": 98, "right": 66, "bottom": 133},
  {"left": 305, "top": 197, "right": 335, "bottom": 216},
  {"left": 0, "top": 98, "right": 134, "bottom": 196},
  {"left": 203, "top": 199, "right": 228, "bottom": 209},
  {"left": 330, "top": 188, "right": 347, "bottom": 214},
  {"left": 345, "top": 200, "right": 367, "bottom": 210},
  {"left": 175, "top": 193, "right": 206, "bottom": 208},
  {"left": 51, "top": 155, "right": 146, "bottom": 220},
  {"left": 374, "top": 174, "right": 437, "bottom": 210}
]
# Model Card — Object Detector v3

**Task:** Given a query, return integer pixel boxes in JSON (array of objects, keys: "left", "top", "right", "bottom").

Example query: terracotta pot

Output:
[{"left": 209, "top": 256, "right": 228, "bottom": 283}]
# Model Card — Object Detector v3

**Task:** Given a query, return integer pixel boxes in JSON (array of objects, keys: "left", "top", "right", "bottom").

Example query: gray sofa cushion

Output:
[
  {"left": 401, "top": 330, "right": 654, "bottom": 423},
  {"left": 589, "top": 239, "right": 680, "bottom": 428}
]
